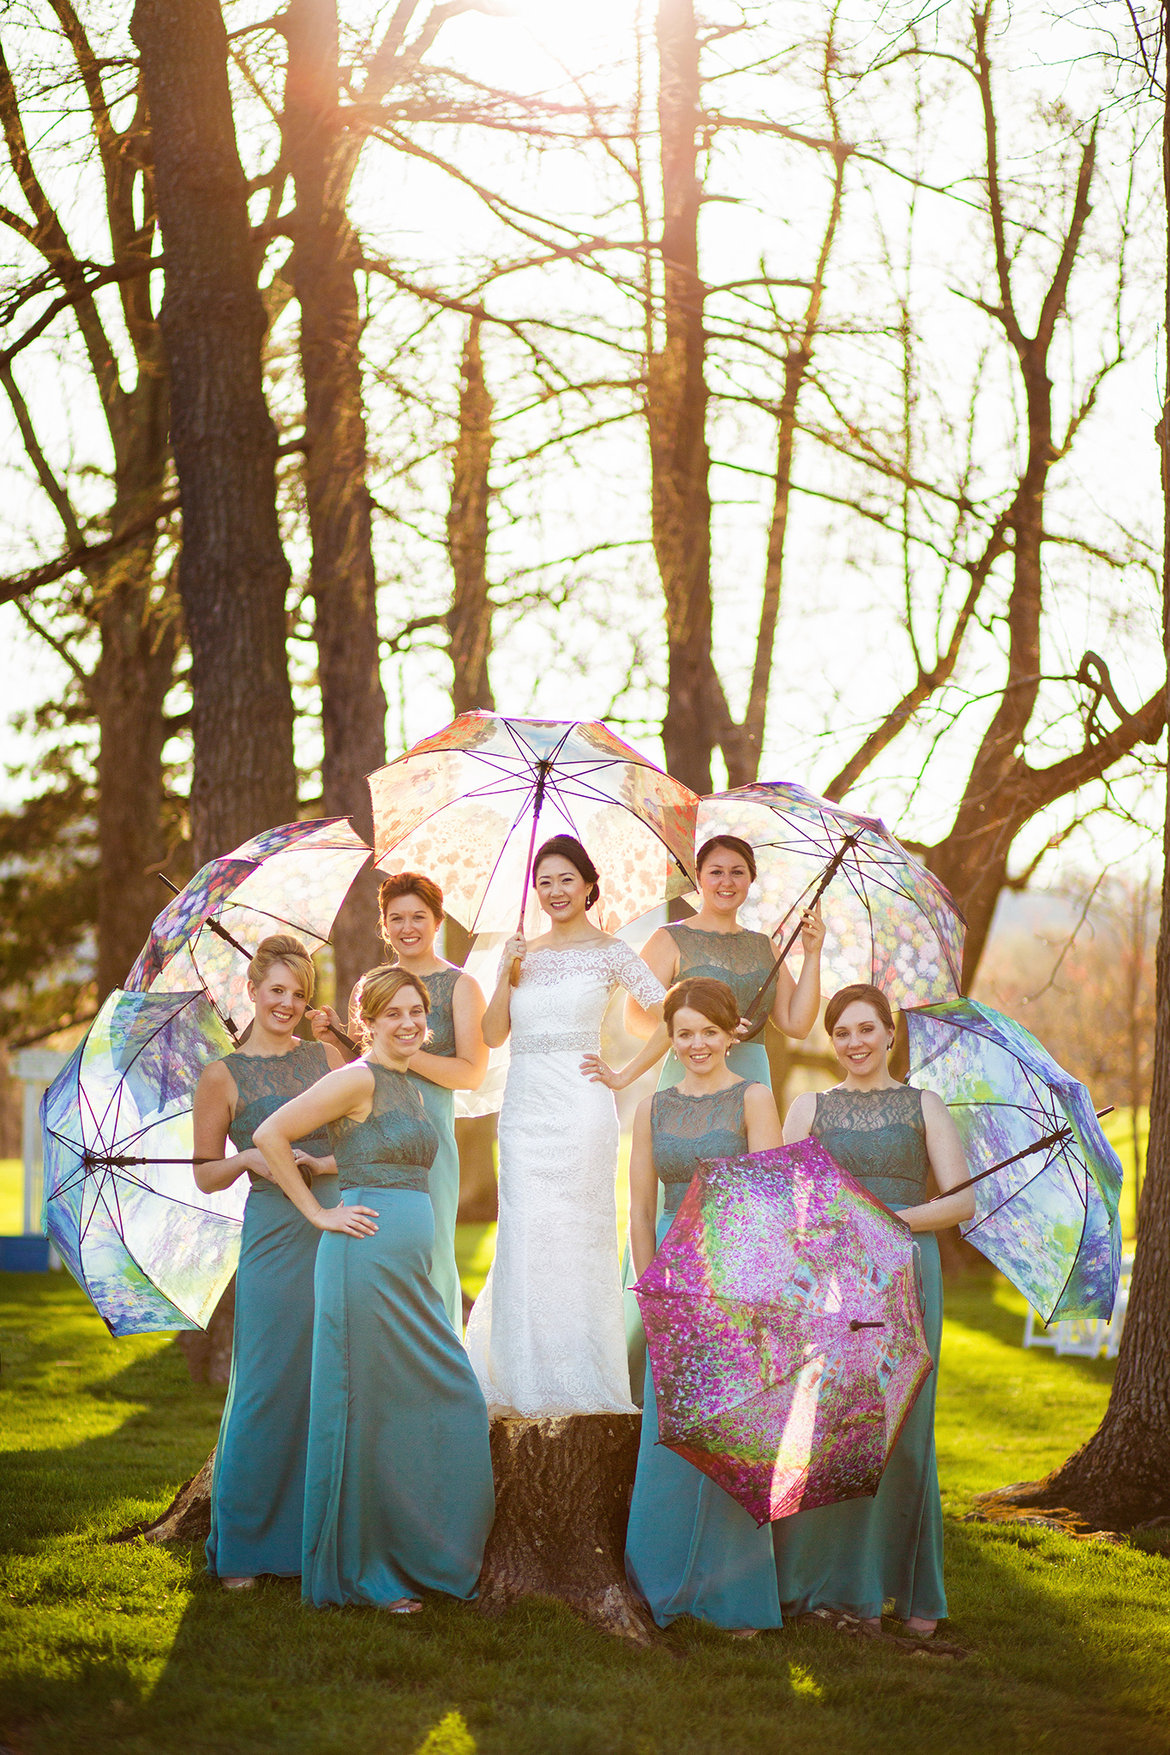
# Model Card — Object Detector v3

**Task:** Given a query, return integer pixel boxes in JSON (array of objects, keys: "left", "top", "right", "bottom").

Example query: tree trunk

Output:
[
  {"left": 974, "top": 32, "right": 1170, "bottom": 1527},
  {"left": 91, "top": 552, "right": 179, "bottom": 997},
  {"left": 650, "top": 0, "right": 723, "bottom": 795},
  {"left": 478, "top": 1415, "right": 654, "bottom": 1642},
  {"left": 127, "top": 1412, "right": 654, "bottom": 1645},
  {"left": 447, "top": 317, "right": 496, "bottom": 715},
  {"left": 283, "top": 0, "right": 386, "bottom": 1000},
  {"left": 132, "top": 0, "right": 297, "bottom": 868}
]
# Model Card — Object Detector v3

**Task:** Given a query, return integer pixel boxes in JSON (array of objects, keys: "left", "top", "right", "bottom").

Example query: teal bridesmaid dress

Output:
[
  {"left": 625, "top": 922, "right": 777, "bottom": 1401},
  {"left": 625, "top": 1081, "right": 782, "bottom": 1631},
  {"left": 303, "top": 1062, "right": 494, "bottom": 1608},
  {"left": 408, "top": 966, "right": 464, "bottom": 1332},
  {"left": 206, "top": 1039, "right": 339, "bottom": 1580},
  {"left": 771, "top": 1084, "right": 947, "bottom": 1625}
]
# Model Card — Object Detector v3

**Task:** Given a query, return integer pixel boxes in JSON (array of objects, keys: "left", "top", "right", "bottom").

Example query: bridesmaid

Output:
[
  {"left": 194, "top": 934, "right": 345, "bottom": 1589},
  {"left": 314, "top": 872, "right": 487, "bottom": 1331},
  {"left": 608, "top": 835, "right": 827, "bottom": 1092},
  {"left": 773, "top": 983, "right": 973, "bottom": 1636},
  {"left": 256, "top": 966, "right": 494, "bottom": 1611},
  {"left": 584, "top": 835, "right": 824, "bottom": 1399},
  {"left": 625, "top": 977, "right": 784, "bottom": 1631}
]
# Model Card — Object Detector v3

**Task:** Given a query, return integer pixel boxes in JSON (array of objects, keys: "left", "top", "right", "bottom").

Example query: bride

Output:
[{"left": 465, "top": 835, "right": 665, "bottom": 1417}]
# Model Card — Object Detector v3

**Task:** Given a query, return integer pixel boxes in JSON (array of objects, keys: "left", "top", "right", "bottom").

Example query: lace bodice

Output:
[
  {"left": 651, "top": 1081, "right": 751, "bottom": 1213},
  {"left": 421, "top": 966, "right": 461, "bottom": 1059},
  {"left": 666, "top": 923, "right": 776, "bottom": 1014},
  {"left": 225, "top": 1041, "right": 332, "bottom": 1183},
  {"left": 812, "top": 1085, "right": 928, "bottom": 1210},
  {"left": 329, "top": 1062, "right": 439, "bottom": 1192},
  {"left": 506, "top": 940, "right": 665, "bottom": 1055}
]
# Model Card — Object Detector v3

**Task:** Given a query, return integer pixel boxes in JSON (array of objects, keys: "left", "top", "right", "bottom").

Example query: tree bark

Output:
[
  {"left": 650, "top": 0, "right": 723, "bottom": 795},
  {"left": 132, "top": 0, "right": 297, "bottom": 868},
  {"left": 981, "top": 26, "right": 1170, "bottom": 1527},
  {"left": 477, "top": 1415, "right": 654, "bottom": 1643},
  {"left": 283, "top": 0, "right": 386, "bottom": 998},
  {"left": 447, "top": 317, "right": 496, "bottom": 714}
]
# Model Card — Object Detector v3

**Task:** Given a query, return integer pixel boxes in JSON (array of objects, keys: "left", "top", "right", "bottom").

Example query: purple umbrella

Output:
[{"left": 635, "top": 1138, "right": 933, "bottom": 1525}]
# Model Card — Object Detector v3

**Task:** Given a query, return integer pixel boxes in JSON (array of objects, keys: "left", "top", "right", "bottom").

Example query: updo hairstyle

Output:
[
  {"left": 353, "top": 964, "right": 430, "bottom": 1045},
  {"left": 664, "top": 976, "right": 741, "bottom": 1038},
  {"left": 696, "top": 835, "right": 757, "bottom": 883},
  {"left": 247, "top": 934, "right": 316, "bottom": 1002},
  {"left": 379, "top": 871, "right": 444, "bottom": 929},
  {"left": 532, "top": 835, "right": 600, "bottom": 909},
  {"left": 824, "top": 983, "right": 894, "bottom": 1036}
]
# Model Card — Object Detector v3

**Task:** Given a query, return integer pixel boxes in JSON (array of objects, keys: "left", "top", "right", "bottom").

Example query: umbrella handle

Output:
[
  {"left": 510, "top": 760, "right": 552, "bottom": 988},
  {"left": 929, "top": 1105, "right": 1115, "bottom": 1200},
  {"left": 742, "top": 832, "right": 860, "bottom": 1031}
]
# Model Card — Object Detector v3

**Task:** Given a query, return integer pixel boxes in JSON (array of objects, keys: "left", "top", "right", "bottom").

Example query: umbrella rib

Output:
[{"left": 964, "top": 1141, "right": 1068, "bottom": 1230}]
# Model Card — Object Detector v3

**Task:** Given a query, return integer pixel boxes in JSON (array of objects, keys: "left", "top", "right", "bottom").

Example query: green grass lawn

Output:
[{"left": 2, "top": 1272, "right": 1168, "bottom": 1755}]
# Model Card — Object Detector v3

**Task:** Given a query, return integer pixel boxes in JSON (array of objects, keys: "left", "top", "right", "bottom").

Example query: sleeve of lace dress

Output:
[{"left": 612, "top": 942, "right": 666, "bottom": 1011}]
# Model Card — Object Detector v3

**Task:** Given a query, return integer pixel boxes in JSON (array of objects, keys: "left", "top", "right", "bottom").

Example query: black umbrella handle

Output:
[
  {"left": 928, "top": 1105, "right": 1115, "bottom": 1201},
  {"left": 741, "top": 832, "right": 861, "bottom": 1033}
]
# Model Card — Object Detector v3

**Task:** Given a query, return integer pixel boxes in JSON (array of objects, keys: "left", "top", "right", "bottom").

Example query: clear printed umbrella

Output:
[{"left": 41, "top": 988, "right": 240, "bottom": 1337}]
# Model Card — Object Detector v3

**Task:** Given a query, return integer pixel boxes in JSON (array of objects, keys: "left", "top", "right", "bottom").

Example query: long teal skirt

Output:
[
  {"left": 410, "top": 1074, "right": 462, "bottom": 1332},
  {"left": 624, "top": 1041, "right": 772, "bottom": 1405},
  {"left": 206, "top": 1176, "right": 339, "bottom": 1578},
  {"left": 625, "top": 1217, "right": 782, "bottom": 1630},
  {"left": 771, "top": 1235, "right": 947, "bottom": 1623},
  {"left": 302, "top": 1186, "right": 494, "bottom": 1608}
]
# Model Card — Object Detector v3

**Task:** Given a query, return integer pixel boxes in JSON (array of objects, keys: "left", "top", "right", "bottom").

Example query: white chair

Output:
[{"left": 1022, "top": 1309, "right": 1059, "bottom": 1349}]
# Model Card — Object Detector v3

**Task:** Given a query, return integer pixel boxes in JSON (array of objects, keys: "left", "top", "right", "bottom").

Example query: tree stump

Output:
[
  {"left": 118, "top": 1414, "right": 655, "bottom": 1645},
  {"left": 477, "top": 1413, "right": 655, "bottom": 1645},
  {"left": 112, "top": 1450, "right": 214, "bottom": 1544}
]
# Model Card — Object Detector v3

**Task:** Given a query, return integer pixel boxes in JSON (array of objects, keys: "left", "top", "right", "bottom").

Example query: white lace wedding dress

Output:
[{"left": 465, "top": 940, "right": 665, "bottom": 1418}]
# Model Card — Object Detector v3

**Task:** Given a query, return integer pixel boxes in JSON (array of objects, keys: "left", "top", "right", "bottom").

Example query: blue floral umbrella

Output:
[
  {"left": 41, "top": 988, "right": 240, "bottom": 1337},
  {"left": 905, "top": 998, "right": 1123, "bottom": 1322}
]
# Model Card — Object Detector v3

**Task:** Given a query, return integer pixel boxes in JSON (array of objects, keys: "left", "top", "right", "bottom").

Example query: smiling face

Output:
[
  {"left": 669, "top": 1004, "right": 735, "bottom": 1077},
  {"left": 697, "top": 847, "right": 753, "bottom": 918},
  {"left": 381, "top": 893, "right": 440, "bottom": 962},
  {"left": 366, "top": 986, "right": 429, "bottom": 1066},
  {"left": 247, "top": 962, "right": 309, "bottom": 1038},
  {"left": 534, "top": 854, "right": 590, "bottom": 923},
  {"left": 830, "top": 1000, "right": 894, "bottom": 1080}
]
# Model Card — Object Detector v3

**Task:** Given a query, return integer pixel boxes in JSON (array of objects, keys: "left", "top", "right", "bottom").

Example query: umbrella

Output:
[
  {"left": 905, "top": 997, "right": 1123, "bottom": 1322},
  {"left": 369, "top": 713, "right": 699, "bottom": 937},
  {"left": 696, "top": 783, "right": 965, "bottom": 1026},
  {"left": 41, "top": 988, "right": 241, "bottom": 1337},
  {"left": 635, "top": 1138, "right": 933, "bottom": 1525},
  {"left": 125, "top": 817, "right": 371, "bottom": 1044}
]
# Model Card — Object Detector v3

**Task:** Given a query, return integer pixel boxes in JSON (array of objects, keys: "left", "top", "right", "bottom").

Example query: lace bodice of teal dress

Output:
[
  {"left": 420, "top": 967, "right": 460, "bottom": 1060},
  {"left": 665, "top": 923, "right": 776, "bottom": 1017},
  {"left": 226, "top": 1040, "right": 332, "bottom": 1183},
  {"left": 329, "top": 1061, "right": 439, "bottom": 1192},
  {"left": 811, "top": 1085, "right": 929, "bottom": 1209},
  {"left": 650, "top": 1080, "right": 750, "bottom": 1215}
]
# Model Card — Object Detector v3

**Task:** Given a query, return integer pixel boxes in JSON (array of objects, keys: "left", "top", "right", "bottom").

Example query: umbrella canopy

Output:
[
  {"left": 125, "top": 818, "right": 370, "bottom": 1040},
  {"left": 369, "top": 713, "right": 699, "bottom": 935},
  {"left": 42, "top": 988, "right": 240, "bottom": 1337},
  {"left": 906, "top": 997, "right": 1123, "bottom": 1322},
  {"left": 635, "top": 1138, "right": 933, "bottom": 1525},
  {"left": 697, "top": 782, "right": 965, "bottom": 1014}
]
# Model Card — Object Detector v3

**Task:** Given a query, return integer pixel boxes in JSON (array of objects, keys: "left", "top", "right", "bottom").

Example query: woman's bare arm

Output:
[{"left": 627, "top": 1099, "right": 659, "bottom": 1281}]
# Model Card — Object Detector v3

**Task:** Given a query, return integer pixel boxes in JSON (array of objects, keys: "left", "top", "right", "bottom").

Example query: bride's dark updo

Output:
[{"left": 531, "top": 835, "right": 601, "bottom": 909}]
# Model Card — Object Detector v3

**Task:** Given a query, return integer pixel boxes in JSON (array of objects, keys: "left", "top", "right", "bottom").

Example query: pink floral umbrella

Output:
[{"left": 635, "top": 1138, "right": 933, "bottom": 1524}]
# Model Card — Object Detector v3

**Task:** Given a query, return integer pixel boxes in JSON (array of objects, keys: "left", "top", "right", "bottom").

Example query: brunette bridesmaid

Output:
[
  {"left": 194, "top": 935, "right": 344, "bottom": 1589},
  {"left": 624, "top": 977, "right": 784, "bottom": 1631},
  {"left": 313, "top": 872, "right": 487, "bottom": 1331},
  {"left": 773, "top": 983, "right": 973, "bottom": 1636},
  {"left": 257, "top": 967, "right": 494, "bottom": 1611}
]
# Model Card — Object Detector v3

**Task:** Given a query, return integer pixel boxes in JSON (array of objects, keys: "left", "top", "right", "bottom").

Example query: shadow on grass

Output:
[{"left": 942, "top": 1277, "right": 1117, "bottom": 1389}]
